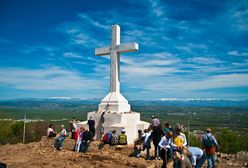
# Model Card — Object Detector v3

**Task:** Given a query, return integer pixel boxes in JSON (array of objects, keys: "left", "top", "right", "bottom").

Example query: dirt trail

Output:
[{"left": 0, "top": 137, "right": 247, "bottom": 168}]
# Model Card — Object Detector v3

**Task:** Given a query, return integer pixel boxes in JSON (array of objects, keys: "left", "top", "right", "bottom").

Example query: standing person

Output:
[
  {"left": 174, "top": 151, "right": 192, "bottom": 168},
  {"left": 183, "top": 147, "right": 207, "bottom": 168},
  {"left": 142, "top": 128, "right": 152, "bottom": 160},
  {"left": 119, "top": 129, "right": 127, "bottom": 145},
  {"left": 87, "top": 116, "right": 95, "bottom": 138},
  {"left": 159, "top": 131, "right": 173, "bottom": 168},
  {"left": 47, "top": 124, "right": 56, "bottom": 138},
  {"left": 171, "top": 125, "right": 187, "bottom": 168},
  {"left": 54, "top": 125, "right": 67, "bottom": 150},
  {"left": 151, "top": 115, "right": 160, "bottom": 130},
  {"left": 202, "top": 128, "right": 218, "bottom": 168},
  {"left": 69, "top": 117, "right": 77, "bottom": 139},
  {"left": 151, "top": 125, "right": 164, "bottom": 159},
  {"left": 74, "top": 127, "right": 85, "bottom": 152}
]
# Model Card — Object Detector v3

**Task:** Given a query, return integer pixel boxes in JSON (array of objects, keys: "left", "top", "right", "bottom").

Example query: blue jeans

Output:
[
  {"left": 54, "top": 136, "right": 65, "bottom": 149},
  {"left": 196, "top": 152, "right": 207, "bottom": 168},
  {"left": 143, "top": 146, "right": 150, "bottom": 159},
  {"left": 207, "top": 154, "right": 215, "bottom": 168}
]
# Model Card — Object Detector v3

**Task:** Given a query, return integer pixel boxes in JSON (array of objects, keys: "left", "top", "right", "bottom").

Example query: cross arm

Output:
[
  {"left": 117, "top": 43, "right": 139, "bottom": 53},
  {"left": 95, "top": 47, "right": 111, "bottom": 56}
]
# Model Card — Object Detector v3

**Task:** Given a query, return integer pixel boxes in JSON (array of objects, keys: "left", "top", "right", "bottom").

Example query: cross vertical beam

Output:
[
  {"left": 94, "top": 24, "right": 139, "bottom": 113},
  {"left": 110, "top": 25, "right": 120, "bottom": 93}
]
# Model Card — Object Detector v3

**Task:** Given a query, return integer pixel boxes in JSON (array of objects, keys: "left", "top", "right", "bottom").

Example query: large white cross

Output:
[{"left": 95, "top": 24, "right": 139, "bottom": 112}]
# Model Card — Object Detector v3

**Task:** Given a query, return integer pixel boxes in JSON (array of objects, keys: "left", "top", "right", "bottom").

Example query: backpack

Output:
[
  {"left": 103, "top": 132, "right": 111, "bottom": 143},
  {"left": 203, "top": 134, "right": 213, "bottom": 148},
  {"left": 84, "top": 131, "right": 93, "bottom": 141}
]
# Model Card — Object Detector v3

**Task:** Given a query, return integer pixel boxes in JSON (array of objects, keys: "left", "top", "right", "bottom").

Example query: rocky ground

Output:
[{"left": 0, "top": 137, "right": 247, "bottom": 168}]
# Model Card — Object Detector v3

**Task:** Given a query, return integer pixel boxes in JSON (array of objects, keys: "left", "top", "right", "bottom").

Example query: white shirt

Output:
[
  {"left": 60, "top": 128, "right": 67, "bottom": 136},
  {"left": 188, "top": 147, "right": 204, "bottom": 166},
  {"left": 158, "top": 135, "right": 172, "bottom": 149},
  {"left": 180, "top": 132, "right": 187, "bottom": 147},
  {"left": 47, "top": 128, "right": 54, "bottom": 136},
  {"left": 142, "top": 132, "right": 151, "bottom": 144}
]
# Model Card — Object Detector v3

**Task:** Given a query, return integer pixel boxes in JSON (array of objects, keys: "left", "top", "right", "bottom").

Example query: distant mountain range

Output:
[{"left": 0, "top": 98, "right": 248, "bottom": 107}]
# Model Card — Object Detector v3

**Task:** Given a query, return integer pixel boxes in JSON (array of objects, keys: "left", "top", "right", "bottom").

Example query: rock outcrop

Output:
[{"left": 0, "top": 137, "right": 247, "bottom": 168}]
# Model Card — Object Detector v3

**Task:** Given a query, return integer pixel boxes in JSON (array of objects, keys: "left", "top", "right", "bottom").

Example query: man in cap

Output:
[
  {"left": 151, "top": 115, "right": 160, "bottom": 130},
  {"left": 202, "top": 128, "right": 218, "bottom": 168}
]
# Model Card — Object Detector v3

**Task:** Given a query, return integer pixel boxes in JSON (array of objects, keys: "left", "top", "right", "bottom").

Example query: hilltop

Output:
[{"left": 0, "top": 137, "right": 247, "bottom": 168}]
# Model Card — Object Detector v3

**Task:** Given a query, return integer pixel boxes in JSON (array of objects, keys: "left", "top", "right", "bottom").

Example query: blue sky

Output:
[{"left": 0, "top": 0, "right": 248, "bottom": 100}]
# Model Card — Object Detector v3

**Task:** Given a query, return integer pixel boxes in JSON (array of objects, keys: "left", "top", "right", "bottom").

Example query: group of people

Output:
[
  {"left": 101, "top": 129, "right": 128, "bottom": 145},
  {"left": 47, "top": 115, "right": 219, "bottom": 168},
  {"left": 133, "top": 115, "right": 219, "bottom": 168},
  {"left": 47, "top": 116, "right": 95, "bottom": 152}
]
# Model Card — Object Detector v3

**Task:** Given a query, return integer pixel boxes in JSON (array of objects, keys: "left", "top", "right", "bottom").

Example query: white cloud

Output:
[
  {"left": 143, "top": 73, "right": 248, "bottom": 92},
  {"left": 228, "top": 50, "right": 248, "bottom": 56},
  {"left": 63, "top": 52, "right": 83, "bottom": 59},
  {"left": 149, "top": 0, "right": 164, "bottom": 17},
  {"left": 19, "top": 45, "right": 55, "bottom": 54},
  {"left": 78, "top": 13, "right": 110, "bottom": 30},
  {"left": 187, "top": 57, "right": 223, "bottom": 64},
  {"left": 122, "top": 66, "right": 177, "bottom": 76},
  {"left": 231, "top": 8, "right": 248, "bottom": 31},
  {"left": 0, "top": 67, "right": 102, "bottom": 90}
]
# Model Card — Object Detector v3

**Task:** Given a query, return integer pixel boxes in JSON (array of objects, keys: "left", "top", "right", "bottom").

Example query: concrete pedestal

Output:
[
  {"left": 98, "top": 92, "right": 131, "bottom": 113},
  {"left": 77, "top": 111, "right": 150, "bottom": 144}
]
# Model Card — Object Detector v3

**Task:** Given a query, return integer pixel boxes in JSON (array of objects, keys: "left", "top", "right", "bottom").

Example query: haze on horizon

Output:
[{"left": 0, "top": 0, "right": 248, "bottom": 100}]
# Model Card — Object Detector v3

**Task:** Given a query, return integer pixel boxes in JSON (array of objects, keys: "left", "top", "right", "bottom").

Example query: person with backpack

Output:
[
  {"left": 119, "top": 129, "right": 127, "bottom": 145},
  {"left": 110, "top": 130, "right": 119, "bottom": 145},
  {"left": 202, "top": 128, "right": 218, "bottom": 168}
]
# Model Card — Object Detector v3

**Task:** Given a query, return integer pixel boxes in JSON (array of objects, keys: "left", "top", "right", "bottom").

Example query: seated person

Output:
[
  {"left": 54, "top": 125, "right": 67, "bottom": 150},
  {"left": 119, "top": 129, "right": 127, "bottom": 145},
  {"left": 110, "top": 130, "right": 119, "bottom": 145},
  {"left": 102, "top": 131, "right": 112, "bottom": 144},
  {"left": 47, "top": 124, "right": 56, "bottom": 138}
]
